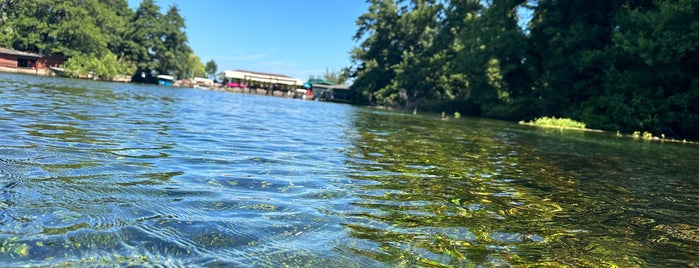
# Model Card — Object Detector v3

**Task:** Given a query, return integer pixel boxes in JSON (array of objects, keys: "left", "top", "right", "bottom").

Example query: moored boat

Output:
[
  {"left": 49, "top": 66, "right": 68, "bottom": 77},
  {"left": 157, "top": 75, "right": 175, "bottom": 86}
]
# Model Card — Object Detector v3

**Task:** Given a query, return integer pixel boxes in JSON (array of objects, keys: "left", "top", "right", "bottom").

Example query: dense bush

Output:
[{"left": 350, "top": 0, "right": 698, "bottom": 140}]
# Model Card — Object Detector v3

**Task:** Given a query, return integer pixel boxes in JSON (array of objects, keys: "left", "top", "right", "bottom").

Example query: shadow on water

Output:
[{"left": 338, "top": 108, "right": 699, "bottom": 267}]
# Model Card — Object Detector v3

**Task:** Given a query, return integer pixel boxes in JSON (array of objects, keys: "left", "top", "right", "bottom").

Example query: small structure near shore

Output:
[
  {"left": 309, "top": 83, "right": 351, "bottom": 102},
  {"left": 0, "top": 47, "right": 64, "bottom": 75},
  {"left": 302, "top": 78, "right": 351, "bottom": 102},
  {"left": 192, "top": 77, "right": 214, "bottom": 89},
  {"left": 157, "top": 75, "right": 175, "bottom": 86}
]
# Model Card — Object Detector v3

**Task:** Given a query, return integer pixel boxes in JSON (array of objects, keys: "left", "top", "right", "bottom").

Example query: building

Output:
[
  {"left": 220, "top": 70, "right": 304, "bottom": 91},
  {"left": 0, "top": 47, "right": 64, "bottom": 74}
]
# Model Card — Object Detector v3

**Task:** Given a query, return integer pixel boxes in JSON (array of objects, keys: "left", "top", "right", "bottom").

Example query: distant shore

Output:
[
  {"left": 0, "top": 65, "right": 132, "bottom": 83},
  {"left": 0, "top": 66, "right": 49, "bottom": 76}
]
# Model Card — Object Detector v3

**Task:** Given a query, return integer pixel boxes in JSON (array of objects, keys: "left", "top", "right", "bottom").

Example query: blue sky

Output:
[{"left": 127, "top": 0, "right": 368, "bottom": 80}]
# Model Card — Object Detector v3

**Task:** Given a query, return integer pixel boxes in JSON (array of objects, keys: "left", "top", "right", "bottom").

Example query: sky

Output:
[{"left": 126, "top": 0, "right": 369, "bottom": 80}]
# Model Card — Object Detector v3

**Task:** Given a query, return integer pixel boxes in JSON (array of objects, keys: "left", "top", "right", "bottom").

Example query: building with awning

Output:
[{"left": 220, "top": 70, "right": 304, "bottom": 87}]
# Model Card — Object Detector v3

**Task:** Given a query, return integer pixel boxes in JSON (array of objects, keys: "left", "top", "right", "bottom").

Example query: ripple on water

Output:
[{"left": 2, "top": 75, "right": 699, "bottom": 267}]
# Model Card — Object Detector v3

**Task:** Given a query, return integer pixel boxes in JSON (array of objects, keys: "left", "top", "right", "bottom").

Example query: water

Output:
[{"left": 0, "top": 73, "right": 697, "bottom": 267}]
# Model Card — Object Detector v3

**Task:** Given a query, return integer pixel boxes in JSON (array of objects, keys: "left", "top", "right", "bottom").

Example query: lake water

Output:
[{"left": 1, "top": 73, "right": 698, "bottom": 267}]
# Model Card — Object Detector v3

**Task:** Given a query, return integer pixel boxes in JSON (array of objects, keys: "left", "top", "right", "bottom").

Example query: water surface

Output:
[{"left": 1, "top": 73, "right": 697, "bottom": 267}]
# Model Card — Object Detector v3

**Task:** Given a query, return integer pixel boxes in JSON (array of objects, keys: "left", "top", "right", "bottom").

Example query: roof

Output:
[
  {"left": 220, "top": 70, "right": 304, "bottom": 86},
  {"left": 0, "top": 47, "right": 43, "bottom": 58},
  {"left": 311, "top": 84, "right": 349, "bottom": 90},
  {"left": 157, "top": 75, "right": 175, "bottom": 80},
  {"left": 235, "top": 69, "right": 290, "bottom": 78}
]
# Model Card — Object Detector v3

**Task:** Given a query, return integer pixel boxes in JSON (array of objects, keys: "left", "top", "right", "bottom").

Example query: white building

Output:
[{"left": 220, "top": 70, "right": 304, "bottom": 89}]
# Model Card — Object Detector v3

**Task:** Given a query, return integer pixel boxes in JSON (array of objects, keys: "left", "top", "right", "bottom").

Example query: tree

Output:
[
  {"left": 95, "top": 0, "right": 133, "bottom": 60},
  {"left": 0, "top": 0, "right": 134, "bottom": 79},
  {"left": 0, "top": 0, "right": 52, "bottom": 53},
  {"left": 454, "top": 0, "right": 532, "bottom": 119},
  {"left": 350, "top": 0, "right": 403, "bottom": 105},
  {"left": 184, "top": 53, "right": 206, "bottom": 79},
  {"left": 156, "top": 5, "right": 192, "bottom": 78},
  {"left": 580, "top": 0, "right": 699, "bottom": 138},
  {"left": 58, "top": 1, "right": 110, "bottom": 57},
  {"left": 526, "top": 0, "right": 622, "bottom": 117},
  {"left": 349, "top": 0, "right": 532, "bottom": 115},
  {"left": 0, "top": 0, "right": 202, "bottom": 83},
  {"left": 205, "top": 59, "right": 217, "bottom": 79},
  {"left": 322, "top": 67, "right": 349, "bottom": 85},
  {"left": 347, "top": 0, "right": 699, "bottom": 140},
  {"left": 383, "top": 0, "right": 444, "bottom": 109},
  {"left": 124, "top": 0, "right": 162, "bottom": 78},
  {"left": 0, "top": 0, "right": 108, "bottom": 57}
]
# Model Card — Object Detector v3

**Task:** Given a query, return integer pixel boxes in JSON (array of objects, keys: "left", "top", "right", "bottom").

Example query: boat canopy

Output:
[{"left": 157, "top": 75, "right": 175, "bottom": 81}]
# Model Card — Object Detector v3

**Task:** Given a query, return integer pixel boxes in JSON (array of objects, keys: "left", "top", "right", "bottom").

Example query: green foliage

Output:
[
  {"left": 123, "top": 0, "right": 161, "bottom": 72},
  {"left": 0, "top": 0, "right": 134, "bottom": 58},
  {"left": 185, "top": 53, "right": 206, "bottom": 79},
  {"left": 631, "top": 130, "right": 653, "bottom": 141},
  {"left": 349, "top": 0, "right": 699, "bottom": 140},
  {"left": 155, "top": 5, "right": 192, "bottom": 78},
  {"left": 205, "top": 59, "right": 217, "bottom": 79},
  {"left": 520, "top": 117, "right": 587, "bottom": 129},
  {"left": 63, "top": 52, "right": 135, "bottom": 80},
  {"left": 1, "top": 0, "right": 195, "bottom": 81},
  {"left": 350, "top": 0, "right": 403, "bottom": 105},
  {"left": 631, "top": 131, "right": 655, "bottom": 141},
  {"left": 321, "top": 67, "right": 350, "bottom": 85}
]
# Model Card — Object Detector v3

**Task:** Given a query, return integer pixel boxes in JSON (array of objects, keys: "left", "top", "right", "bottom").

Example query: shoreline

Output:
[{"left": 0, "top": 66, "right": 49, "bottom": 76}]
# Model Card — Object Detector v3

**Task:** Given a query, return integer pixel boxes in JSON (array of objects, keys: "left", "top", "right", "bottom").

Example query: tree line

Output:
[
  {"left": 349, "top": 0, "right": 698, "bottom": 140},
  {"left": 0, "top": 0, "right": 212, "bottom": 81}
]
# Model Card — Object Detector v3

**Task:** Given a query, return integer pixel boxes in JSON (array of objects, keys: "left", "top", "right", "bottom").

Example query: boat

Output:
[
  {"left": 193, "top": 77, "right": 214, "bottom": 89},
  {"left": 157, "top": 75, "right": 175, "bottom": 86},
  {"left": 49, "top": 66, "right": 68, "bottom": 77}
]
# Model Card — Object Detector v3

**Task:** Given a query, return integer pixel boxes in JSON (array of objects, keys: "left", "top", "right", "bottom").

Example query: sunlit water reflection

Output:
[{"left": 1, "top": 73, "right": 697, "bottom": 267}]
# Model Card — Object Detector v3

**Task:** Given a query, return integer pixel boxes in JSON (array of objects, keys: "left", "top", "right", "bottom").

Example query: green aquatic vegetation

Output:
[
  {"left": 631, "top": 131, "right": 655, "bottom": 140},
  {"left": 644, "top": 131, "right": 653, "bottom": 140},
  {"left": 519, "top": 116, "right": 587, "bottom": 130},
  {"left": 652, "top": 224, "right": 699, "bottom": 243},
  {"left": 348, "top": 121, "right": 569, "bottom": 264},
  {"left": 1, "top": 237, "right": 29, "bottom": 258},
  {"left": 625, "top": 130, "right": 696, "bottom": 144},
  {"left": 341, "top": 109, "right": 699, "bottom": 267}
]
